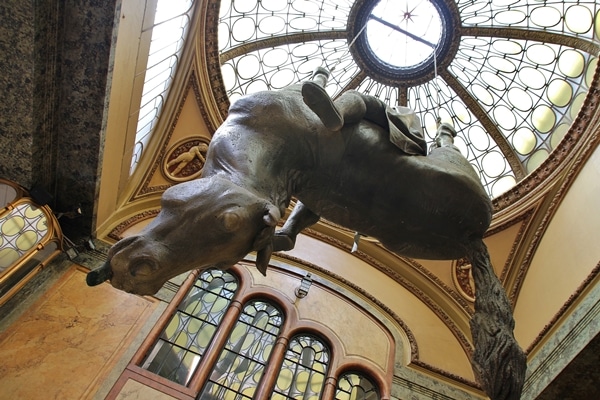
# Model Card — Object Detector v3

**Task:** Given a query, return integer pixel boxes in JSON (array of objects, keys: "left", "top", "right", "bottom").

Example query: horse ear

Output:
[
  {"left": 263, "top": 204, "right": 280, "bottom": 226},
  {"left": 255, "top": 242, "right": 272, "bottom": 276},
  {"left": 253, "top": 204, "right": 281, "bottom": 276}
]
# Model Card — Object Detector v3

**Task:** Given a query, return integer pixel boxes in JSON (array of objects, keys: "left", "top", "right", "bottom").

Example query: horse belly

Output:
[{"left": 298, "top": 153, "right": 492, "bottom": 260}]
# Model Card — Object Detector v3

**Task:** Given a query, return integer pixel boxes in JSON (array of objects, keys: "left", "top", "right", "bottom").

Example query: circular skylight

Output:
[{"left": 365, "top": 0, "right": 442, "bottom": 69}]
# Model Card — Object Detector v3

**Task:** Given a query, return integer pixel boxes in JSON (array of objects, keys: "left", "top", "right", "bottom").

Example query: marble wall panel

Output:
[
  {"left": 0, "top": 1, "right": 35, "bottom": 187},
  {"left": 51, "top": 0, "right": 118, "bottom": 237},
  {"left": 0, "top": 266, "right": 158, "bottom": 399},
  {"left": 0, "top": 0, "right": 118, "bottom": 239}
]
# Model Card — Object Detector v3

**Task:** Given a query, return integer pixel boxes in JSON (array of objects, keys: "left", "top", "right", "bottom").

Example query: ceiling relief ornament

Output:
[
  {"left": 162, "top": 137, "right": 210, "bottom": 182},
  {"left": 453, "top": 258, "right": 475, "bottom": 302}
]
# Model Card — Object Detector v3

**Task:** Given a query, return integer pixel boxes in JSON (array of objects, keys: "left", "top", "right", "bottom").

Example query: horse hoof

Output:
[
  {"left": 302, "top": 81, "right": 343, "bottom": 131},
  {"left": 272, "top": 232, "right": 296, "bottom": 251}
]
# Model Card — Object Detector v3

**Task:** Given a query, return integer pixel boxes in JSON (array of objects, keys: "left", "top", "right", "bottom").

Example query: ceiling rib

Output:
[
  {"left": 219, "top": 30, "right": 348, "bottom": 63},
  {"left": 461, "top": 26, "right": 600, "bottom": 55},
  {"left": 440, "top": 70, "right": 527, "bottom": 180}
]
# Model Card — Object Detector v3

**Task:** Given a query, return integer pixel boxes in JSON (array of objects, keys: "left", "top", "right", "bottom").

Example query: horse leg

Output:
[
  {"left": 466, "top": 239, "right": 527, "bottom": 400},
  {"left": 273, "top": 201, "right": 320, "bottom": 251},
  {"left": 301, "top": 68, "right": 344, "bottom": 130},
  {"left": 301, "top": 67, "right": 373, "bottom": 131}
]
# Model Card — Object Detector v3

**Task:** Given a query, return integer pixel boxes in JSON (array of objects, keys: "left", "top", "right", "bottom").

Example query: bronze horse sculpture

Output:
[{"left": 88, "top": 68, "right": 525, "bottom": 399}]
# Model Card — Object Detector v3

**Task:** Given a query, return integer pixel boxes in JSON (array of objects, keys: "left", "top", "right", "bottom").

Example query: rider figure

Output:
[{"left": 301, "top": 67, "right": 456, "bottom": 154}]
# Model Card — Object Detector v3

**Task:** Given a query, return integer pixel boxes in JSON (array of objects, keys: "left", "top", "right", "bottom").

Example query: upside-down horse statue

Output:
[{"left": 88, "top": 68, "right": 526, "bottom": 400}]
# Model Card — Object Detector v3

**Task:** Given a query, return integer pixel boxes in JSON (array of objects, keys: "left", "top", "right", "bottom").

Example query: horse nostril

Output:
[{"left": 86, "top": 261, "right": 113, "bottom": 286}]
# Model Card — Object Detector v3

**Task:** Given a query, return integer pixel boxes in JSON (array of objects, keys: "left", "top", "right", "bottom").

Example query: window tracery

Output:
[
  {"left": 141, "top": 269, "right": 239, "bottom": 385},
  {"left": 127, "top": 266, "right": 383, "bottom": 400}
]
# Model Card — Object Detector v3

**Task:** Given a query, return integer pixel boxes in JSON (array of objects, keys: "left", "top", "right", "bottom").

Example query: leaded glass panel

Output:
[
  {"left": 271, "top": 334, "right": 330, "bottom": 400},
  {"left": 141, "top": 269, "right": 238, "bottom": 385},
  {"left": 0, "top": 203, "right": 49, "bottom": 271},
  {"left": 198, "top": 300, "right": 284, "bottom": 400},
  {"left": 458, "top": 0, "right": 598, "bottom": 41},
  {"left": 335, "top": 372, "right": 380, "bottom": 400},
  {"left": 130, "top": 0, "right": 195, "bottom": 174},
  {"left": 221, "top": 39, "right": 358, "bottom": 104}
]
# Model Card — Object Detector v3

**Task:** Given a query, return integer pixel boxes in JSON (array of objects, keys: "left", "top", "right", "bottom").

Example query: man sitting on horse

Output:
[{"left": 301, "top": 67, "right": 456, "bottom": 153}]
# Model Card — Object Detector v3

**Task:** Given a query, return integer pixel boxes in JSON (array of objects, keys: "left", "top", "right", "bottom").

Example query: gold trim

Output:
[{"left": 0, "top": 197, "right": 63, "bottom": 307}]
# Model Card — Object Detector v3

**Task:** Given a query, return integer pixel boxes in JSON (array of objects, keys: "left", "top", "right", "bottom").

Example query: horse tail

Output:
[{"left": 466, "top": 239, "right": 527, "bottom": 400}]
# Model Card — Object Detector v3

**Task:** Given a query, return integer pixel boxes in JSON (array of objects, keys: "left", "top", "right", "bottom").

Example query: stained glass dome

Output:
[{"left": 216, "top": 0, "right": 599, "bottom": 199}]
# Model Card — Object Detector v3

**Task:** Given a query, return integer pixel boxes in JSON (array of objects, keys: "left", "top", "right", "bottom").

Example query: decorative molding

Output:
[
  {"left": 301, "top": 228, "right": 475, "bottom": 356},
  {"left": 107, "top": 209, "right": 160, "bottom": 241},
  {"left": 526, "top": 262, "right": 600, "bottom": 355},
  {"left": 494, "top": 208, "right": 536, "bottom": 301},
  {"left": 189, "top": 68, "right": 220, "bottom": 133},
  {"left": 408, "top": 360, "right": 480, "bottom": 390},
  {"left": 203, "top": 1, "right": 230, "bottom": 119},
  {"left": 402, "top": 256, "right": 474, "bottom": 313}
]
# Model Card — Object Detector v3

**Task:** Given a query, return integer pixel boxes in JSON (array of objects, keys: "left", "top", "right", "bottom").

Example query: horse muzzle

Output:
[{"left": 86, "top": 261, "right": 113, "bottom": 286}]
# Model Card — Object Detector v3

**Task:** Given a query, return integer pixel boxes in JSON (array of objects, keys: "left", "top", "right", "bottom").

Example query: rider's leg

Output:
[
  {"left": 302, "top": 66, "right": 393, "bottom": 131},
  {"left": 301, "top": 81, "right": 344, "bottom": 130},
  {"left": 302, "top": 84, "right": 387, "bottom": 131},
  {"left": 358, "top": 93, "right": 390, "bottom": 128},
  {"left": 434, "top": 122, "right": 457, "bottom": 147}
]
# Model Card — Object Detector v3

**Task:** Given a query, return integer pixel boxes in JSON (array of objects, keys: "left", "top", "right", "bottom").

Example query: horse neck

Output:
[{"left": 202, "top": 131, "right": 309, "bottom": 212}]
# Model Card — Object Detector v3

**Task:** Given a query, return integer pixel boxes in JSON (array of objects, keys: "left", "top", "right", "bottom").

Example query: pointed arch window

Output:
[
  {"left": 198, "top": 300, "right": 284, "bottom": 399},
  {"left": 272, "top": 334, "right": 330, "bottom": 400}
]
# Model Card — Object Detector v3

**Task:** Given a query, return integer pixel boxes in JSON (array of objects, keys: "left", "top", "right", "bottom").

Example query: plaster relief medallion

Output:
[
  {"left": 452, "top": 258, "right": 475, "bottom": 302},
  {"left": 163, "top": 137, "right": 210, "bottom": 182}
]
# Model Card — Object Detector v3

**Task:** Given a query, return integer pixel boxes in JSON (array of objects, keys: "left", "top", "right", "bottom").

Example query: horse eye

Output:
[
  {"left": 221, "top": 211, "right": 241, "bottom": 232},
  {"left": 130, "top": 260, "right": 154, "bottom": 277}
]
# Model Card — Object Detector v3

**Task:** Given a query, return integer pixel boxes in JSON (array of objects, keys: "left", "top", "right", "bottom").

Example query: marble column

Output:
[{"left": 0, "top": 0, "right": 119, "bottom": 239}]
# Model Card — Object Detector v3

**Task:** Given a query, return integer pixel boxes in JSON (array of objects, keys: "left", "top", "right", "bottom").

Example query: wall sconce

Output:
[{"left": 295, "top": 273, "right": 312, "bottom": 298}]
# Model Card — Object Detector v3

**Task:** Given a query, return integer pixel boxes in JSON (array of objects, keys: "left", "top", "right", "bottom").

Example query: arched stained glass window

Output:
[
  {"left": 130, "top": 0, "right": 195, "bottom": 174},
  {"left": 141, "top": 269, "right": 238, "bottom": 385},
  {"left": 335, "top": 372, "right": 380, "bottom": 400},
  {"left": 198, "top": 300, "right": 284, "bottom": 399},
  {"left": 125, "top": 266, "right": 389, "bottom": 399},
  {"left": 272, "top": 334, "right": 330, "bottom": 400}
]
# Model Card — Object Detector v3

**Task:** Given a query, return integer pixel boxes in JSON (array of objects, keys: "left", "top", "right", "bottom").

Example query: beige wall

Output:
[{"left": 514, "top": 144, "right": 600, "bottom": 351}]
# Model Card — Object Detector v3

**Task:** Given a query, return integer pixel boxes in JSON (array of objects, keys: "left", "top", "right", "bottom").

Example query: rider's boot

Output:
[
  {"left": 435, "top": 122, "right": 457, "bottom": 147},
  {"left": 302, "top": 68, "right": 344, "bottom": 131}
]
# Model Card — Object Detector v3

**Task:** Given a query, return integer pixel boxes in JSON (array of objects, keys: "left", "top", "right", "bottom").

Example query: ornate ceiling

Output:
[{"left": 209, "top": 0, "right": 599, "bottom": 201}]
